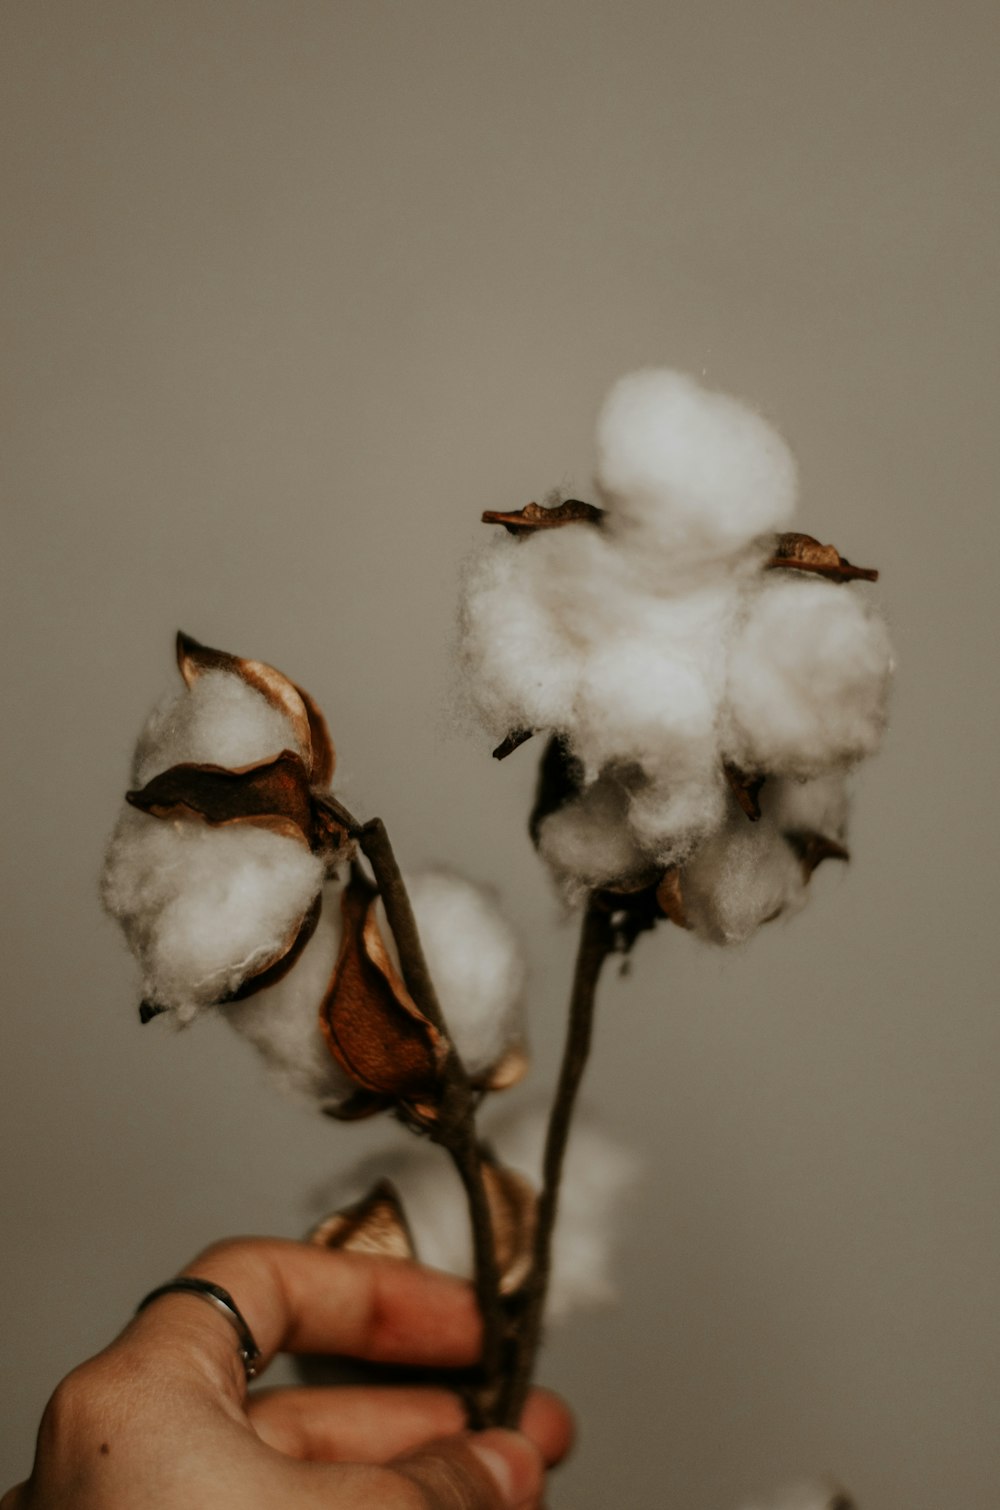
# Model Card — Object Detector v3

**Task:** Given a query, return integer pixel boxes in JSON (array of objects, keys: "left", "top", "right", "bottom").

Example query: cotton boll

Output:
[
  {"left": 495, "top": 1108, "right": 640, "bottom": 1320},
  {"left": 374, "top": 868, "right": 526, "bottom": 1080},
  {"left": 682, "top": 812, "right": 807, "bottom": 945},
  {"left": 218, "top": 880, "right": 355, "bottom": 1105},
  {"left": 133, "top": 670, "right": 304, "bottom": 787},
  {"left": 102, "top": 806, "right": 325, "bottom": 1020},
  {"left": 596, "top": 368, "right": 798, "bottom": 569},
  {"left": 625, "top": 767, "right": 728, "bottom": 865},
  {"left": 320, "top": 1107, "right": 638, "bottom": 1322},
  {"left": 726, "top": 576, "right": 893, "bottom": 775},
  {"left": 537, "top": 775, "right": 652, "bottom": 891}
]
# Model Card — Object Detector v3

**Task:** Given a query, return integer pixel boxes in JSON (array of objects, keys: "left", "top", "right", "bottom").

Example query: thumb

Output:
[{"left": 391, "top": 1428, "right": 545, "bottom": 1510}]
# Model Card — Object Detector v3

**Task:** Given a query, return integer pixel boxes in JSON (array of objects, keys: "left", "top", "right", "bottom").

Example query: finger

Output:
[
  {"left": 247, "top": 1383, "right": 573, "bottom": 1467},
  {"left": 122, "top": 1240, "right": 482, "bottom": 1395},
  {"left": 248, "top": 1384, "right": 466, "bottom": 1461},
  {"left": 392, "top": 1429, "right": 545, "bottom": 1510}
]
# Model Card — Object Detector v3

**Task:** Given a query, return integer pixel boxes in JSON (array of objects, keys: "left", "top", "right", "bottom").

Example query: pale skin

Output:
[{"left": 2, "top": 1238, "right": 573, "bottom": 1510}]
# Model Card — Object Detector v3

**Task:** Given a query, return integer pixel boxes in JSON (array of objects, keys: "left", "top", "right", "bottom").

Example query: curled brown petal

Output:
[
  {"left": 319, "top": 870, "right": 449, "bottom": 1104},
  {"left": 766, "top": 532, "right": 879, "bottom": 583},
  {"left": 655, "top": 867, "right": 690, "bottom": 930},
  {"left": 481, "top": 499, "right": 605, "bottom": 536},
  {"left": 482, "top": 1160, "right": 538, "bottom": 1297},
  {"left": 308, "top": 1180, "right": 416, "bottom": 1261},
  {"left": 724, "top": 762, "right": 765, "bottom": 821},
  {"left": 126, "top": 750, "right": 317, "bottom": 849},
  {"left": 478, "top": 1043, "right": 530, "bottom": 1093}
]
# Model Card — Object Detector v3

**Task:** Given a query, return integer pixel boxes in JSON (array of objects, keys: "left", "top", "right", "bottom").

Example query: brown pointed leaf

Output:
[
  {"left": 308, "top": 1180, "right": 417, "bottom": 1261},
  {"left": 478, "top": 1042, "right": 530, "bottom": 1093},
  {"left": 176, "top": 631, "right": 335, "bottom": 783},
  {"left": 492, "top": 728, "right": 534, "bottom": 761},
  {"left": 320, "top": 1089, "right": 391, "bottom": 1121},
  {"left": 766, "top": 533, "right": 879, "bottom": 583},
  {"left": 319, "top": 871, "right": 448, "bottom": 1103},
  {"left": 724, "top": 762, "right": 765, "bottom": 821},
  {"left": 482, "top": 1160, "right": 537, "bottom": 1297},
  {"left": 481, "top": 499, "right": 605, "bottom": 536},
  {"left": 784, "top": 829, "right": 850, "bottom": 881},
  {"left": 295, "top": 683, "right": 335, "bottom": 787},
  {"left": 126, "top": 750, "right": 317, "bottom": 849},
  {"left": 655, "top": 866, "right": 691, "bottom": 930}
]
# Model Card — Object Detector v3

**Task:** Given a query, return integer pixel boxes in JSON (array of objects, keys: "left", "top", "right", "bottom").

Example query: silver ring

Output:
[{"left": 136, "top": 1277, "right": 262, "bottom": 1380}]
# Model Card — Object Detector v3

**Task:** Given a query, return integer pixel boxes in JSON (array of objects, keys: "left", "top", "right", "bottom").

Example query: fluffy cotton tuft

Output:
[
  {"left": 459, "top": 366, "right": 893, "bottom": 942},
  {"left": 218, "top": 879, "right": 355, "bottom": 1106},
  {"left": 537, "top": 774, "right": 652, "bottom": 893},
  {"left": 319, "top": 1106, "right": 638, "bottom": 1322},
  {"left": 375, "top": 868, "right": 526, "bottom": 1080},
  {"left": 681, "top": 811, "right": 808, "bottom": 945},
  {"left": 596, "top": 368, "right": 798, "bottom": 567},
  {"left": 737, "top": 1480, "right": 854, "bottom": 1510},
  {"left": 133, "top": 669, "right": 304, "bottom": 786},
  {"left": 102, "top": 807, "right": 325, "bottom": 1021},
  {"left": 725, "top": 576, "right": 894, "bottom": 775}
]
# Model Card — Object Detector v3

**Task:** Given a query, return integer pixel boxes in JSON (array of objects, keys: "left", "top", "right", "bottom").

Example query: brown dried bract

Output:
[
  {"left": 478, "top": 1042, "right": 529, "bottom": 1093},
  {"left": 784, "top": 829, "right": 850, "bottom": 880},
  {"left": 767, "top": 533, "right": 879, "bottom": 583},
  {"left": 655, "top": 867, "right": 690, "bottom": 930},
  {"left": 308, "top": 1179, "right": 416, "bottom": 1261},
  {"left": 481, "top": 499, "right": 605, "bottom": 536},
  {"left": 482, "top": 1159, "right": 537, "bottom": 1296},
  {"left": 492, "top": 728, "right": 534, "bottom": 761},
  {"left": 127, "top": 751, "right": 318, "bottom": 850},
  {"left": 176, "top": 631, "right": 335, "bottom": 786},
  {"left": 724, "top": 762, "right": 765, "bottom": 822},
  {"left": 319, "top": 870, "right": 449, "bottom": 1106}
]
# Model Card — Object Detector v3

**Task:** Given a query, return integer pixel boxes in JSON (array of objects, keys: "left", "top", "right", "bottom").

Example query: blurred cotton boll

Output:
[
  {"left": 101, "top": 807, "right": 325, "bottom": 1023},
  {"left": 595, "top": 367, "right": 798, "bottom": 570},
  {"left": 317, "top": 1106, "right": 639, "bottom": 1322},
  {"left": 374, "top": 867, "right": 526, "bottom": 1082}
]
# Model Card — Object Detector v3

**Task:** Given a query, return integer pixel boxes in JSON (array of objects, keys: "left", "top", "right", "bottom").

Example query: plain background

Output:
[{"left": 2, "top": 3, "right": 997, "bottom": 1505}]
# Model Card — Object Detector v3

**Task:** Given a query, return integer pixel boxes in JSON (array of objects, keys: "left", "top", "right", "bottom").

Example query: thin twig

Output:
[
  {"left": 498, "top": 895, "right": 615, "bottom": 1424},
  {"left": 353, "top": 815, "right": 507, "bottom": 1401}
]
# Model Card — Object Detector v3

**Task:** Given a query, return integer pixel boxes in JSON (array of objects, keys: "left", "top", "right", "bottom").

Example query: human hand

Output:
[{"left": 2, "top": 1237, "right": 573, "bottom": 1509}]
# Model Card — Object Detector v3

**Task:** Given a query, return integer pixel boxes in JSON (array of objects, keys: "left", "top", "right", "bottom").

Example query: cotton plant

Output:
[{"left": 101, "top": 366, "right": 890, "bottom": 1489}]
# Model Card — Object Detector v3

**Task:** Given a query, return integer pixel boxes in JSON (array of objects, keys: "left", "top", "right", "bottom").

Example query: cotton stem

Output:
[{"left": 498, "top": 894, "right": 615, "bottom": 1425}]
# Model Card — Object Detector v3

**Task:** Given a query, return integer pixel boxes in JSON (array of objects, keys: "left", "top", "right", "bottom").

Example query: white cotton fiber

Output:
[
  {"left": 496, "top": 1107, "right": 640, "bottom": 1320},
  {"left": 726, "top": 576, "right": 893, "bottom": 775},
  {"left": 374, "top": 868, "right": 526, "bottom": 1080},
  {"left": 537, "top": 775, "right": 652, "bottom": 892},
  {"left": 596, "top": 368, "right": 798, "bottom": 568},
  {"left": 319, "top": 1106, "right": 637, "bottom": 1322},
  {"left": 737, "top": 1480, "right": 853, "bottom": 1510},
  {"left": 133, "top": 669, "right": 304, "bottom": 787},
  {"left": 219, "top": 880, "right": 355, "bottom": 1106},
  {"left": 762, "top": 772, "right": 849, "bottom": 842},
  {"left": 681, "top": 812, "right": 807, "bottom": 945},
  {"left": 102, "top": 806, "right": 325, "bottom": 1021}
]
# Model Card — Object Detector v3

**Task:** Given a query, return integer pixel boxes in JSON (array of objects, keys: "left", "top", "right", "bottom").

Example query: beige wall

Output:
[{"left": 2, "top": 2, "right": 997, "bottom": 1504}]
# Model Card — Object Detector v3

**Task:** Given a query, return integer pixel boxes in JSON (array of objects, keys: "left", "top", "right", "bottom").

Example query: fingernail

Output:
[{"left": 469, "top": 1428, "right": 543, "bottom": 1507}]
